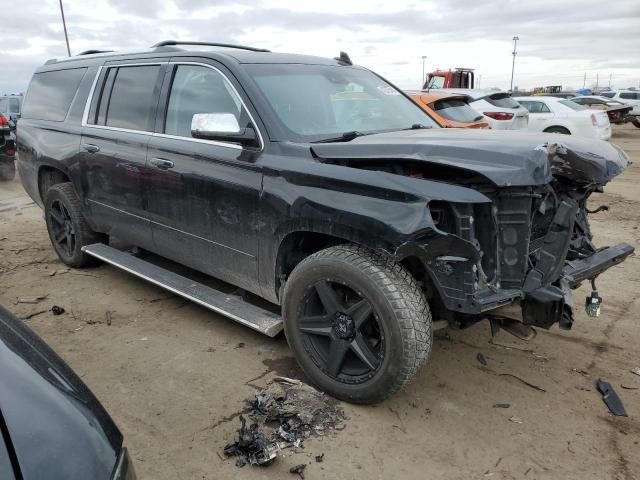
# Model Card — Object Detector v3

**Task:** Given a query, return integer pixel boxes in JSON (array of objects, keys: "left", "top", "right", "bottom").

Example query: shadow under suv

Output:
[{"left": 16, "top": 41, "right": 634, "bottom": 403}]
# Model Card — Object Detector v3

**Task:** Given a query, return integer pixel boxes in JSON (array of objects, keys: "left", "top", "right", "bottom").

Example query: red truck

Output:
[{"left": 423, "top": 68, "right": 475, "bottom": 89}]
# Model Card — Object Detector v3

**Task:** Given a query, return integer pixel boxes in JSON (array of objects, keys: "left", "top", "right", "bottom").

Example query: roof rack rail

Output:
[
  {"left": 151, "top": 40, "right": 270, "bottom": 53},
  {"left": 77, "top": 49, "right": 114, "bottom": 55}
]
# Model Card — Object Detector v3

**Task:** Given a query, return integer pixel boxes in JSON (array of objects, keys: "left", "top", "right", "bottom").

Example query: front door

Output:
[
  {"left": 145, "top": 61, "right": 264, "bottom": 295},
  {"left": 80, "top": 62, "right": 165, "bottom": 250}
]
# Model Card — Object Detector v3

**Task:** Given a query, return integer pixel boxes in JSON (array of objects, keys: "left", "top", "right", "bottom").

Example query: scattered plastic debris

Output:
[
  {"left": 235, "top": 458, "right": 246, "bottom": 468},
  {"left": 596, "top": 379, "right": 628, "bottom": 417},
  {"left": 224, "top": 376, "right": 345, "bottom": 468},
  {"left": 223, "top": 415, "right": 279, "bottom": 466},
  {"left": 493, "top": 403, "right": 511, "bottom": 409},
  {"left": 50, "top": 305, "right": 65, "bottom": 315},
  {"left": 508, "top": 416, "right": 523, "bottom": 424},
  {"left": 315, "top": 453, "right": 324, "bottom": 463},
  {"left": 477, "top": 353, "right": 487, "bottom": 366},
  {"left": 631, "top": 368, "right": 640, "bottom": 377},
  {"left": 620, "top": 385, "right": 639, "bottom": 390},
  {"left": 289, "top": 464, "right": 307, "bottom": 478},
  {"left": 16, "top": 295, "right": 47, "bottom": 304}
]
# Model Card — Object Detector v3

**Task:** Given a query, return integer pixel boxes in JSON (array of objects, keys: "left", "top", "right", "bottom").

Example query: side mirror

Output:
[{"left": 191, "top": 113, "right": 259, "bottom": 148}]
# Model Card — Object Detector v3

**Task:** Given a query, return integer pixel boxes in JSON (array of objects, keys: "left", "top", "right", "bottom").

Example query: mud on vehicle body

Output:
[{"left": 16, "top": 41, "right": 633, "bottom": 403}]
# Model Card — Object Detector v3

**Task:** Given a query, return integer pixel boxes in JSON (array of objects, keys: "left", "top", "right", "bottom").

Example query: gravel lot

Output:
[{"left": 1, "top": 125, "right": 639, "bottom": 480}]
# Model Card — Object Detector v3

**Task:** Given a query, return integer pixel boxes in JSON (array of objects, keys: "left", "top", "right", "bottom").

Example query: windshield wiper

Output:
[{"left": 313, "top": 131, "right": 367, "bottom": 143}]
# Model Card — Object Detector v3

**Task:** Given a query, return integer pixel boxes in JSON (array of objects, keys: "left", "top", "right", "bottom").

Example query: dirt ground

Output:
[{"left": 1, "top": 125, "right": 639, "bottom": 480}]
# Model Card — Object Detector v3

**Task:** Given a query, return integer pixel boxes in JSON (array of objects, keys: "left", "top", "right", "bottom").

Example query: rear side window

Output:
[
  {"left": 559, "top": 100, "right": 587, "bottom": 111},
  {"left": 620, "top": 92, "right": 639, "bottom": 100},
  {"left": 433, "top": 98, "right": 483, "bottom": 122},
  {"left": 519, "top": 101, "right": 550, "bottom": 113},
  {"left": 486, "top": 93, "right": 520, "bottom": 109},
  {"left": 22, "top": 68, "right": 86, "bottom": 121},
  {"left": 9, "top": 99, "right": 20, "bottom": 112},
  {"left": 101, "top": 66, "right": 161, "bottom": 131}
]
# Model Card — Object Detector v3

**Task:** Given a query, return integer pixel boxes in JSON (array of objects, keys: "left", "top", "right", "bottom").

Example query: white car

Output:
[
  {"left": 599, "top": 90, "right": 640, "bottom": 115},
  {"left": 431, "top": 88, "right": 529, "bottom": 130},
  {"left": 514, "top": 96, "right": 611, "bottom": 140}
]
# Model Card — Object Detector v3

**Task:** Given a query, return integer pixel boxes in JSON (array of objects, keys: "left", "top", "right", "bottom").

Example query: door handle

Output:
[
  {"left": 81, "top": 143, "right": 100, "bottom": 153},
  {"left": 150, "top": 157, "right": 175, "bottom": 170}
]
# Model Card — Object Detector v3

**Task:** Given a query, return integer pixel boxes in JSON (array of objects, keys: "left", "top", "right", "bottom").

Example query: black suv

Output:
[{"left": 17, "top": 41, "right": 633, "bottom": 403}]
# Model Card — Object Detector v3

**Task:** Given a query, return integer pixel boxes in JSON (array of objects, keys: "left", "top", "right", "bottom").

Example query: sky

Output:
[{"left": 1, "top": 0, "right": 639, "bottom": 94}]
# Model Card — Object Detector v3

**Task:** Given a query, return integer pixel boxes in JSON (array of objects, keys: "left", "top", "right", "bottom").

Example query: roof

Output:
[
  {"left": 428, "top": 88, "right": 505, "bottom": 100},
  {"left": 512, "top": 96, "right": 565, "bottom": 102},
  {"left": 44, "top": 43, "right": 345, "bottom": 67}
]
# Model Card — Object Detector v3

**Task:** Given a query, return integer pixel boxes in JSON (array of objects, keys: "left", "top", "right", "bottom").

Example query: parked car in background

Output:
[
  {"left": 515, "top": 96, "right": 611, "bottom": 140},
  {"left": 406, "top": 91, "right": 490, "bottom": 129},
  {"left": 570, "top": 95, "right": 633, "bottom": 125},
  {"left": 600, "top": 90, "right": 640, "bottom": 127},
  {"left": 0, "top": 305, "right": 135, "bottom": 479},
  {"left": 0, "top": 94, "right": 22, "bottom": 122},
  {"left": 432, "top": 88, "right": 528, "bottom": 129},
  {"left": 0, "top": 114, "right": 16, "bottom": 180}
]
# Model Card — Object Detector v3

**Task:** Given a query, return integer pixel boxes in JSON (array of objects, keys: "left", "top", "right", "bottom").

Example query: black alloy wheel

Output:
[{"left": 298, "top": 279, "right": 383, "bottom": 383}]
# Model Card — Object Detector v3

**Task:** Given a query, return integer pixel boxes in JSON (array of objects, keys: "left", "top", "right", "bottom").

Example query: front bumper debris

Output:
[{"left": 563, "top": 242, "right": 634, "bottom": 288}]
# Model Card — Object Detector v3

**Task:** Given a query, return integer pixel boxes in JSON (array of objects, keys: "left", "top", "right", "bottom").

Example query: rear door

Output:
[
  {"left": 519, "top": 100, "right": 553, "bottom": 131},
  {"left": 80, "top": 60, "right": 166, "bottom": 250},
  {"left": 145, "top": 59, "right": 265, "bottom": 294}
]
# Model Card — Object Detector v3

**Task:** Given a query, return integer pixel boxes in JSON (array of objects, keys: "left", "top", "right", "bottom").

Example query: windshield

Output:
[
  {"left": 561, "top": 100, "right": 588, "bottom": 111},
  {"left": 246, "top": 64, "right": 438, "bottom": 142},
  {"left": 432, "top": 98, "right": 483, "bottom": 122}
]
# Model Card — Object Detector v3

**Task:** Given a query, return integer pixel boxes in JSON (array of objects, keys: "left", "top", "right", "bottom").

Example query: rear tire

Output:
[
  {"left": 283, "top": 244, "right": 432, "bottom": 404},
  {"left": 544, "top": 126, "right": 571, "bottom": 135},
  {"left": 0, "top": 160, "right": 15, "bottom": 181},
  {"left": 44, "top": 182, "right": 106, "bottom": 268}
]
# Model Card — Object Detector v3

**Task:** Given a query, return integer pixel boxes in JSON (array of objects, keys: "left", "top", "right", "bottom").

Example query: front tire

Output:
[
  {"left": 283, "top": 244, "right": 432, "bottom": 404},
  {"left": 44, "top": 182, "right": 106, "bottom": 268}
]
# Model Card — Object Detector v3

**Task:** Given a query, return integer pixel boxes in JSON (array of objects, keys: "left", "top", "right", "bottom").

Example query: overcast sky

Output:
[{"left": 1, "top": 0, "right": 639, "bottom": 94}]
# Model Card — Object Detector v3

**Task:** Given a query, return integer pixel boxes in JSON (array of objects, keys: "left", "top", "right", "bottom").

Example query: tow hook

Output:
[{"left": 585, "top": 279, "right": 602, "bottom": 318}]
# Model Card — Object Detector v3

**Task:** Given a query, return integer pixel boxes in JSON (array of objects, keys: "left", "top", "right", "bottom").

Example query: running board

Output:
[{"left": 81, "top": 243, "right": 283, "bottom": 337}]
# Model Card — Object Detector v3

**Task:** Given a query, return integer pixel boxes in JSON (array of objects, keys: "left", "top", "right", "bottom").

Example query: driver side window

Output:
[{"left": 165, "top": 65, "right": 244, "bottom": 138}]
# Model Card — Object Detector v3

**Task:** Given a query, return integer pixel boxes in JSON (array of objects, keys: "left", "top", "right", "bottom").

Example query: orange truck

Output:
[{"left": 423, "top": 68, "right": 475, "bottom": 89}]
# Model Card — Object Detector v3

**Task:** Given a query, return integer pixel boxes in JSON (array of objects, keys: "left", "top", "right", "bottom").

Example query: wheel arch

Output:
[
  {"left": 38, "top": 165, "right": 71, "bottom": 204},
  {"left": 273, "top": 224, "right": 396, "bottom": 301},
  {"left": 543, "top": 124, "right": 572, "bottom": 135}
]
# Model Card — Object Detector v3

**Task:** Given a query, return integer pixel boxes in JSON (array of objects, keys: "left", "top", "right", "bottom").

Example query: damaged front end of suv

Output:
[{"left": 313, "top": 130, "right": 633, "bottom": 338}]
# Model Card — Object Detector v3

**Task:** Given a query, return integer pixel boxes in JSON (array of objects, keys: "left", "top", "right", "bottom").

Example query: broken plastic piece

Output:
[
  {"left": 493, "top": 403, "right": 511, "bottom": 409},
  {"left": 50, "top": 305, "right": 65, "bottom": 315},
  {"left": 315, "top": 453, "right": 324, "bottom": 463},
  {"left": 477, "top": 353, "right": 487, "bottom": 366},
  {"left": 290, "top": 464, "right": 307, "bottom": 478},
  {"left": 596, "top": 378, "right": 627, "bottom": 417}
]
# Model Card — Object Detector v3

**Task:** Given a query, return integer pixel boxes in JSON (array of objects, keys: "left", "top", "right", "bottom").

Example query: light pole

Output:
[
  {"left": 58, "top": 0, "right": 71, "bottom": 56},
  {"left": 510, "top": 35, "right": 519, "bottom": 92},
  {"left": 421, "top": 55, "right": 427, "bottom": 89}
]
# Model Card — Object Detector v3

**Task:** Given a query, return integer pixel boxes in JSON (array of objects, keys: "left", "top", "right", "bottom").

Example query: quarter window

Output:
[
  {"left": 165, "top": 65, "right": 243, "bottom": 138},
  {"left": 22, "top": 68, "right": 87, "bottom": 121},
  {"left": 95, "top": 65, "right": 161, "bottom": 131},
  {"left": 620, "top": 92, "right": 639, "bottom": 100}
]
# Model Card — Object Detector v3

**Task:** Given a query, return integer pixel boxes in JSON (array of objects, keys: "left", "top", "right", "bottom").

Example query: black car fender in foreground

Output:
[{"left": 0, "top": 305, "right": 134, "bottom": 480}]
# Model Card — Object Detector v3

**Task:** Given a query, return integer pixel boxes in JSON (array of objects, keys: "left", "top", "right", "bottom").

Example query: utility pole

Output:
[
  {"left": 510, "top": 36, "right": 519, "bottom": 92},
  {"left": 421, "top": 55, "right": 427, "bottom": 89},
  {"left": 583, "top": 72, "right": 586, "bottom": 89},
  {"left": 608, "top": 74, "right": 612, "bottom": 88},
  {"left": 58, "top": 0, "right": 71, "bottom": 56},
  {"left": 478, "top": 74, "right": 482, "bottom": 88},
  {"left": 595, "top": 72, "right": 599, "bottom": 90}
]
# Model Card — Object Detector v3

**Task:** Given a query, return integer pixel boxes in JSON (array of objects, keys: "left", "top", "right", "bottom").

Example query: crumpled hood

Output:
[{"left": 311, "top": 129, "right": 629, "bottom": 187}]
